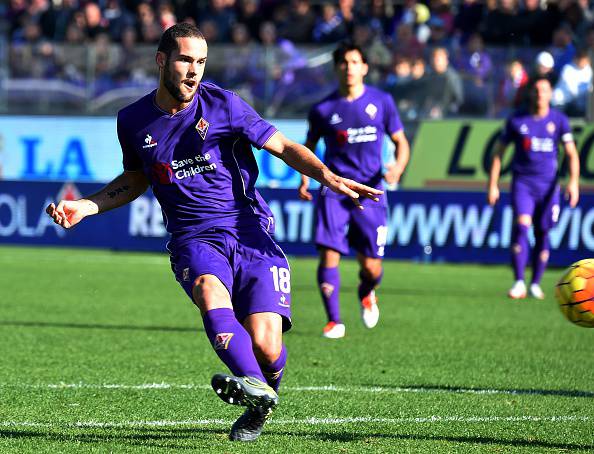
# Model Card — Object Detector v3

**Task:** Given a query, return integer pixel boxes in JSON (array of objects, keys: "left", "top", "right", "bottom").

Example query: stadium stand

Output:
[{"left": 1, "top": 0, "right": 593, "bottom": 117}]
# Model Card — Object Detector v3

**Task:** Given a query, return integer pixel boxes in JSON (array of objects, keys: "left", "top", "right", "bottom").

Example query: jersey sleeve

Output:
[
  {"left": 117, "top": 112, "right": 143, "bottom": 171},
  {"left": 306, "top": 106, "right": 323, "bottom": 143},
  {"left": 229, "top": 93, "right": 277, "bottom": 149},
  {"left": 499, "top": 117, "right": 514, "bottom": 145},
  {"left": 559, "top": 113, "right": 574, "bottom": 143},
  {"left": 383, "top": 94, "right": 403, "bottom": 135}
]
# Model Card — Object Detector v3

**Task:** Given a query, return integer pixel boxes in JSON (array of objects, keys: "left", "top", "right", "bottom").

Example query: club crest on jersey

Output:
[
  {"left": 214, "top": 333, "right": 234, "bottom": 350},
  {"left": 519, "top": 124, "right": 529, "bottom": 134},
  {"left": 365, "top": 103, "right": 378, "bottom": 120},
  {"left": 143, "top": 133, "right": 157, "bottom": 148},
  {"left": 195, "top": 117, "right": 209, "bottom": 140},
  {"left": 547, "top": 121, "right": 556, "bottom": 134},
  {"left": 330, "top": 113, "right": 343, "bottom": 124}
]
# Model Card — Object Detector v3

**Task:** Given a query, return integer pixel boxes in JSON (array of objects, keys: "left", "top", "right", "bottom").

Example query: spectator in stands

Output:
[
  {"left": 313, "top": 2, "right": 348, "bottom": 43},
  {"left": 385, "top": 55, "right": 412, "bottom": 88},
  {"left": 458, "top": 32, "right": 493, "bottom": 81},
  {"left": 199, "top": 0, "right": 236, "bottom": 42},
  {"left": 83, "top": 2, "right": 107, "bottom": 40},
  {"left": 515, "top": 0, "right": 560, "bottom": 46},
  {"left": 454, "top": 0, "right": 485, "bottom": 44},
  {"left": 64, "top": 11, "right": 86, "bottom": 44},
  {"left": 424, "top": 46, "right": 464, "bottom": 117},
  {"left": 103, "top": 0, "right": 134, "bottom": 42},
  {"left": 392, "top": 23, "right": 424, "bottom": 59},
  {"left": 136, "top": 2, "right": 161, "bottom": 43},
  {"left": 158, "top": 3, "right": 177, "bottom": 32},
  {"left": 352, "top": 22, "right": 391, "bottom": 84},
  {"left": 549, "top": 25, "right": 576, "bottom": 76},
  {"left": 497, "top": 58, "right": 528, "bottom": 114},
  {"left": 411, "top": 56, "right": 426, "bottom": 80},
  {"left": 338, "top": 0, "right": 356, "bottom": 37},
  {"left": 430, "top": 0, "right": 454, "bottom": 34},
  {"left": 236, "top": 0, "right": 261, "bottom": 41},
  {"left": 481, "top": 0, "right": 522, "bottom": 46},
  {"left": 281, "top": 0, "right": 315, "bottom": 43},
  {"left": 363, "top": 0, "right": 395, "bottom": 38},
  {"left": 426, "top": 16, "right": 450, "bottom": 47},
  {"left": 553, "top": 48, "right": 593, "bottom": 116}
]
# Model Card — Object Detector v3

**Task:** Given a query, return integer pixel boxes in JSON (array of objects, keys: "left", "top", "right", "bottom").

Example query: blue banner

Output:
[{"left": 0, "top": 181, "right": 592, "bottom": 266}]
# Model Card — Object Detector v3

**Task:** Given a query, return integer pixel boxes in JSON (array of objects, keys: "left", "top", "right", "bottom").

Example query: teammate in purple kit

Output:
[
  {"left": 45, "top": 24, "right": 382, "bottom": 442},
  {"left": 299, "top": 42, "right": 410, "bottom": 339},
  {"left": 488, "top": 76, "right": 580, "bottom": 300}
]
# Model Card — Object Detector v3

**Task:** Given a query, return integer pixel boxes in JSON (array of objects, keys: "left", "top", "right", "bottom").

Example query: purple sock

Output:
[
  {"left": 317, "top": 266, "right": 341, "bottom": 323},
  {"left": 259, "top": 344, "right": 287, "bottom": 392},
  {"left": 511, "top": 223, "right": 529, "bottom": 281},
  {"left": 531, "top": 228, "right": 550, "bottom": 285},
  {"left": 202, "top": 308, "right": 265, "bottom": 382},
  {"left": 358, "top": 269, "right": 383, "bottom": 300}
]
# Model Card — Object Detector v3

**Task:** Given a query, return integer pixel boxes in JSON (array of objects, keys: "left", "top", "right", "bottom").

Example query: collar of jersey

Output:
[{"left": 151, "top": 88, "right": 199, "bottom": 119}]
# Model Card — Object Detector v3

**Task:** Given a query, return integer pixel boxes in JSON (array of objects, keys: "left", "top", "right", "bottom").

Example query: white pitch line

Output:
[
  {"left": 6, "top": 382, "right": 593, "bottom": 398},
  {"left": 0, "top": 415, "right": 590, "bottom": 430}
]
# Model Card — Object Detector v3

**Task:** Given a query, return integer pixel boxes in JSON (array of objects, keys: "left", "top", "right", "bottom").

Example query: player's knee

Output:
[
  {"left": 517, "top": 215, "right": 532, "bottom": 226},
  {"left": 540, "top": 250, "right": 550, "bottom": 262},
  {"left": 512, "top": 243, "right": 522, "bottom": 254},
  {"left": 252, "top": 335, "right": 282, "bottom": 364},
  {"left": 361, "top": 263, "right": 382, "bottom": 280},
  {"left": 191, "top": 276, "right": 228, "bottom": 312}
]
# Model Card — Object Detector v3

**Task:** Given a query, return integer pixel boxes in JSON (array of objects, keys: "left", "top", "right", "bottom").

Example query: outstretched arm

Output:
[
  {"left": 563, "top": 141, "right": 580, "bottom": 207},
  {"left": 487, "top": 141, "right": 506, "bottom": 206},
  {"left": 264, "top": 131, "right": 382, "bottom": 208},
  {"left": 46, "top": 171, "right": 149, "bottom": 228}
]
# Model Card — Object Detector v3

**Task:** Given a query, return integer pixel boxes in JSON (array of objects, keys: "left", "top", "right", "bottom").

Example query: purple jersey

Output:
[
  {"left": 306, "top": 85, "right": 403, "bottom": 191},
  {"left": 500, "top": 108, "right": 573, "bottom": 182},
  {"left": 117, "top": 82, "right": 277, "bottom": 235}
]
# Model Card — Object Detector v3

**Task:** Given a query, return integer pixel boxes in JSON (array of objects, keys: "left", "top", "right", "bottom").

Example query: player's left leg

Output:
[
  {"left": 349, "top": 204, "right": 387, "bottom": 328},
  {"left": 529, "top": 184, "right": 560, "bottom": 299},
  {"left": 357, "top": 254, "right": 383, "bottom": 328}
]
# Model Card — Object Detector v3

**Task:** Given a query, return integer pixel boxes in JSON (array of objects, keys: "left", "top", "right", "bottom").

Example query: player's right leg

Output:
[
  {"left": 509, "top": 180, "right": 535, "bottom": 299},
  {"left": 168, "top": 233, "right": 276, "bottom": 430},
  {"left": 314, "top": 193, "right": 350, "bottom": 338}
]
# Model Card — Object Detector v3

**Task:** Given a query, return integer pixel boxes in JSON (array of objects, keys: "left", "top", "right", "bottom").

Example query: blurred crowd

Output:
[{"left": 1, "top": 0, "right": 593, "bottom": 117}]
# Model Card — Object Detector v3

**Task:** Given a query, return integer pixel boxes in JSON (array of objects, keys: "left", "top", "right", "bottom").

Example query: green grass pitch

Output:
[{"left": 0, "top": 245, "right": 593, "bottom": 453}]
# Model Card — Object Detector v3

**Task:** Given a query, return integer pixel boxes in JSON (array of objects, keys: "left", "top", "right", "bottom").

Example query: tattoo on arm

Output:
[{"left": 107, "top": 185, "right": 131, "bottom": 199}]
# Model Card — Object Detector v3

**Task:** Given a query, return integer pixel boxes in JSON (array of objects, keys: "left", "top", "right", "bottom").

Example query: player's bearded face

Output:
[{"left": 162, "top": 37, "right": 207, "bottom": 103}]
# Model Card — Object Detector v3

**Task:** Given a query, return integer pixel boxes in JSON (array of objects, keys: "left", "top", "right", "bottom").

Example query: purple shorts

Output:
[
  {"left": 314, "top": 189, "right": 388, "bottom": 258},
  {"left": 168, "top": 225, "right": 292, "bottom": 331},
  {"left": 511, "top": 178, "right": 560, "bottom": 231}
]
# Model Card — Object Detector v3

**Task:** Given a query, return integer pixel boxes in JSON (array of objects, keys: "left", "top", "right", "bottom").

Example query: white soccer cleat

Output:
[
  {"left": 508, "top": 280, "right": 527, "bottom": 299},
  {"left": 529, "top": 283, "right": 545, "bottom": 300},
  {"left": 360, "top": 290, "right": 380, "bottom": 328},
  {"left": 322, "top": 321, "right": 345, "bottom": 339}
]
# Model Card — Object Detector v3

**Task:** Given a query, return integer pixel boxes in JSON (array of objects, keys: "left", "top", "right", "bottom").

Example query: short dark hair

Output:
[
  {"left": 157, "top": 23, "right": 204, "bottom": 58},
  {"left": 527, "top": 74, "right": 552, "bottom": 92},
  {"left": 332, "top": 41, "right": 367, "bottom": 66}
]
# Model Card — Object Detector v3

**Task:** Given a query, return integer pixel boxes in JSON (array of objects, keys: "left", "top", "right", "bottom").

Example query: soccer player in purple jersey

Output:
[
  {"left": 299, "top": 42, "right": 410, "bottom": 339},
  {"left": 488, "top": 76, "right": 580, "bottom": 300},
  {"left": 45, "top": 24, "right": 382, "bottom": 441}
]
